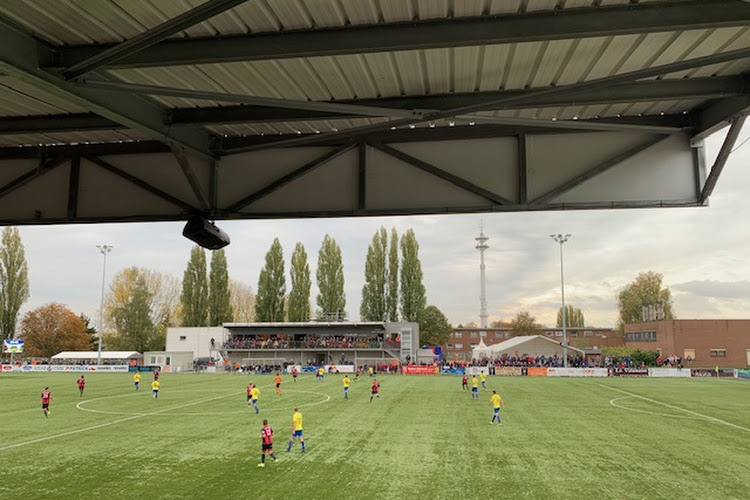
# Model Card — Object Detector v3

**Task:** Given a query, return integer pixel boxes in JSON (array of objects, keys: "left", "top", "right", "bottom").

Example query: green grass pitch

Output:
[{"left": 1, "top": 373, "right": 749, "bottom": 500}]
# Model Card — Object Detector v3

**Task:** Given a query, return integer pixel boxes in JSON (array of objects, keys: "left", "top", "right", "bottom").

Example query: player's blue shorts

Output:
[
  {"left": 471, "top": 387, "right": 478, "bottom": 393},
  {"left": 494, "top": 407, "right": 500, "bottom": 414},
  {"left": 293, "top": 430, "right": 303, "bottom": 437},
  {"left": 251, "top": 399, "right": 258, "bottom": 404}
]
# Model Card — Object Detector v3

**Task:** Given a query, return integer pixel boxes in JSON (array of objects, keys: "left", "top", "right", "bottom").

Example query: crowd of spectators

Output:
[
  {"left": 457, "top": 353, "right": 593, "bottom": 368},
  {"left": 223, "top": 334, "right": 395, "bottom": 350}
]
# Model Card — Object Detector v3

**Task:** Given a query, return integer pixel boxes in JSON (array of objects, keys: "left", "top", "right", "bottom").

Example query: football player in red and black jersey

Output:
[
  {"left": 77, "top": 376, "right": 86, "bottom": 397},
  {"left": 258, "top": 419, "right": 278, "bottom": 467},
  {"left": 41, "top": 387, "right": 53, "bottom": 418}
]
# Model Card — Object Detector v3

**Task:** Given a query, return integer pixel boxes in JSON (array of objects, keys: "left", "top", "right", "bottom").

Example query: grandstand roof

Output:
[
  {"left": 51, "top": 351, "right": 140, "bottom": 359},
  {"left": 0, "top": 1, "right": 748, "bottom": 225}
]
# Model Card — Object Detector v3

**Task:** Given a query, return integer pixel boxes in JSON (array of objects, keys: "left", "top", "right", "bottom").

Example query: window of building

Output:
[
  {"left": 470, "top": 332, "right": 478, "bottom": 338},
  {"left": 454, "top": 332, "right": 463, "bottom": 339},
  {"left": 179, "top": 336, "right": 186, "bottom": 341},
  {"left": 455, "top": 343, "right": 463, "bottom": 349},
  {"left": 479, "top": 331, "right": 487, "bottom": 338},
  {"left": 625, "top": 331, "right": 656, "bottom": 342},
  {"left": 447, "top": 343, "right": 454, "bottom": 348},
  {"left": 555, "top": 331, "right": 563, "bottom": 337},
  {"left": 710, "top": 349, "right": 727, "bottom": 357},
  {"left": 470, "top": 343, "right": 478, "bottom": 348},
  {"left": 584, "top": 330, "right": 593, "bottom": 337}
]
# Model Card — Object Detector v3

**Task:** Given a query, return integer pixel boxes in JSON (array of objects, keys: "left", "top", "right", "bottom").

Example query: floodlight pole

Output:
[
  {"left": 550, "top": 234, "right": 571, "bottom": 368},
  {"left": 96, "top": 245, "right": 113, "bottom": 366}
]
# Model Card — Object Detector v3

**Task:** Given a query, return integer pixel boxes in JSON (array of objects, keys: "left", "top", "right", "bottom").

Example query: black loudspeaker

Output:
[{"left": 182, "top": 215, "right": 230, "bottom": 249}]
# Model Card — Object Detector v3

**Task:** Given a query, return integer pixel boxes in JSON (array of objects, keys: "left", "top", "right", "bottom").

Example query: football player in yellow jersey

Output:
[
  {"left": 479, "top": 371, "right": 488, "bottom": 390},
  {"left": 471, "top": 375, "right": 479, "bottom": 400},
  {"left": 250, "top": 386, "right": 261, "bottom": 413},
  {"left": 342, "top": 375, "right": 351, "bottom": 399},
  {"left": 151, "top": 380, "right": 160, "bottom": 399},
  {"left": 489, "top": 390, "right": 505, "bottom": 425},
  {"left": 133, "top": 371, "right": 141, "bottom": 391},
  {"left": 286, "top": 408, "right": 305, "bottom": 452}
]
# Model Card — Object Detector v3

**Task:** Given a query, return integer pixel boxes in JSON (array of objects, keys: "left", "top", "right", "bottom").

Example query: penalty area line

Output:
[
  {"left": 599, "top": 384, "right": 750, "bottom": 434},
  {"left": 0, "top": 390, "right": 244, "bottom": 453}
]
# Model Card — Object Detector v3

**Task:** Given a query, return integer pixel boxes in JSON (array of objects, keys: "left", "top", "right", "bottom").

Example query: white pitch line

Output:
[
  {"left": 609, "top": 396, "right": 702, "bottom": 420},
  {"left": 0, "top": 390, "right": 244, "bottom": 453},
  {"left": 599, "top": 384, "right": 750, "bottom": 434}
]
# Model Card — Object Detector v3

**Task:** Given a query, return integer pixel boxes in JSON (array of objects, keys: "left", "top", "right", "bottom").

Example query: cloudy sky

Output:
[{"left": 17, "top": 126, "right": 750, "bottom": 330}]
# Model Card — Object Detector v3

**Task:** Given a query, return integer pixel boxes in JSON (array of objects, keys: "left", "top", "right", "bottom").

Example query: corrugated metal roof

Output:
[{"left": 0, "top": 0, "right": 747, "bottom": 148}]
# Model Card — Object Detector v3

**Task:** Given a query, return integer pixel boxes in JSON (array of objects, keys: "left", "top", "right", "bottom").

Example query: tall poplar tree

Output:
[
  {"left": 316, "top": 234, "right": 346, "bottom": 320},
  {"left": 386, "top": 228, "right": 399, "bottom": 322},
  {"left": 399, "top": 229, "right": 426, "bottom": 323},
  {"left": 180, "top": 246, "right": 208, "bottom": 326},
  {"left": 208, "top": 249, "right": 233, "bottom": 326},
  {"left": 360, "top": 227, "right": 388, "bottom": 321},
  {"left": 288, "top": 242, "right": 311, "bottom": 322},
  {"left": 557, "top": 305, "right": 585, "bottom": 328},
  {"left": 255, "top": 238, "right": 286, "bottom": 322},
  {"left": 0, "top": 227, "right": 30, "bottom": 339},
  {"left": 112, "top": 272, "right": 157, "bottom": 352}
]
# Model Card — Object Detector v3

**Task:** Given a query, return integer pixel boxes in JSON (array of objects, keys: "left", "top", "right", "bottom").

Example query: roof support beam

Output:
[
  {"left": 62, "top": 0, "right": 248, "bottom": 79},
  {"left": 529, "top": 135, "right": 672, "bottom": 205},
  {"left": 223, "top": 46, "right": 750, "bottom": 153},
  {"left": 0, "top": 155, "right": 69, "bottom": 201},
  {"left": 0, "top": 18, "right": 215, "bottom": 159},
  {"left": 55, "top": 0, "right": 750, "bottom": 69},
  {"left": 370, "top": 142, "right": 513, "bottom": 206},
  {"left": 67, "top": 155, "right": 80, "bottom": 220},
  {"left": 171, "top": 147, "right": 210, "bottom": 211},
  {"left": 170, "top": 77, "right": 748, "bottom": 125},
  {"left": 225, "top": 144, "right": 355, "bottom": 213},
  {"left": 690, "top": 95, "right": 750, "bottom": 145},
  {"left": 698, "top": 115, "right": 746, "bottom": 205},
  {"left": 84, "top": 155, "right": 197, "bottom": 212}
]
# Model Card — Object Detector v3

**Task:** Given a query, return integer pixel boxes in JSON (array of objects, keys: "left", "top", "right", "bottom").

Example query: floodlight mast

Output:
[
  {"left": 550, "top": 234, "right": 571, "bottom": 368},
  {"left": 96, "top": 245, "right": 113, "bottom": 366}
]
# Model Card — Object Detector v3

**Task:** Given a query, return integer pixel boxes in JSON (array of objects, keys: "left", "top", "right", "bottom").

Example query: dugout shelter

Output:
[{"left": 0, "top": 1, "right": 748, "bottom": 235}]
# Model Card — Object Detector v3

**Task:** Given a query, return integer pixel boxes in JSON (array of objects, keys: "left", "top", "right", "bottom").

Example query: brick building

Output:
[
  {"left": 444, "top": 326, "right": 618, "bottom": 361},
  {"left": 624, "top": 319, "right": 750, "bottom": 368}
]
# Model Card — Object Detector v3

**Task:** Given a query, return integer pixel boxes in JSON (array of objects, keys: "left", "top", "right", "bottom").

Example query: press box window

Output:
[
  {"left": 710, "top": 349, "right": 727, "bottom": 357},
  {"left": 179, "top": 336, "right": 187, "bottom": 341}
]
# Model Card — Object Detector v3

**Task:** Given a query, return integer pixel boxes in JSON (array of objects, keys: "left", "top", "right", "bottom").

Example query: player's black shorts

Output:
[
  {"left": 371, "top": 390, "right": 378, "bottom": 395},
  {"left": 275, "top": 383, "right": 280, "bottom": 388},
  {"left": 247, "top": 394, "right": 252, "bottom": 401},
  {"left": 262, "top": 443, "right": 273, "bottom": 451},
  {"left": 42, "top": 403, "right": 49, "bottom": 409}
]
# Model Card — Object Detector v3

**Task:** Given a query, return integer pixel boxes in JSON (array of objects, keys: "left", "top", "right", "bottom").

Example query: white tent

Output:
[
  {"left": 52, "top": 351, "right": 140, "bottom": 361},
  {"left": 471, "top": 339, "right": 493, "bottom": 360},
  {"left": 483, "top": 335, "right": 584, "bottom": 358}
]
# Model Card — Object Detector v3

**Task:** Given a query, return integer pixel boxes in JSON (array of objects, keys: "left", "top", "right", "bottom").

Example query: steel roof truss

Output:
[
  {"left": 55, "top": 0, "right": 750, "bottom": 70},
  {"left": 698, "top": 115, "right": 747, "bottom": 205},
  {"left": 83, "top": 155, "right": 197, "bottom": 213},
  {"left": 370, "top": 142, "right": 513, "bottom": 206},
  {"left": 530, "top": 135, "right": 673, "bottom": 205},
  {"left": 62, "top": 0, "right": 248, "bottom": 80},
  {"left": 0, "top": 155, "right": 69, "bottom": 201}
]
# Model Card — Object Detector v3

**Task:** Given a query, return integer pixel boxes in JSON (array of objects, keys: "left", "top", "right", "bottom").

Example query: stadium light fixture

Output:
[
  {"left": 550, "top": 234, "right": 571, "bottom": 368},
  {"left": 96, "top": 245, "right": 113, "bottom": 366}
]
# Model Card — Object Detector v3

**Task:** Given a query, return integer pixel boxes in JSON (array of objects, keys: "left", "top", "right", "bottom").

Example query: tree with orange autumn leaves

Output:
[{"left": 20, "top": 303, "right": 91, "bottom": 358}]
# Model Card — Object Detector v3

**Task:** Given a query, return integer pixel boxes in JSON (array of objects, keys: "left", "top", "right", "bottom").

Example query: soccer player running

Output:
[
  {"left": 291, "top": 366, "right": 298, "bottom": 383},
  {"left": 342, "top": 375, "right": 351, "bottom": 399},
  {"left": 480, "top": 371, "right": 488, "bottom": 391},
  {"left": 250, "top": 385, "right": 261, "bottom": 413},
  {"left": 77, "top": 375, "right": 86, "bottom": 397},
  {"left": 274, "top": 373, "right": 282, "bottom": 396},
  {"left": 461, "top": 373, "right": 468, "bottom": 391},
  {"left": 152, "top": 380, "right": 160, "bottom": 399},
  {"left": 258, "top": 419, "right": 278, "bottom": 467},
  {"left": 471, "top": 375, "right": 479, "bottom": 400},
  {"left": 489, "top": 390, "right": 506, "bottom": 425},
  {"left": 133, "top": 370, "right": 141, "bottom": 391},
  {"left": 369, "top": 378, "right": 380, "bottom": 402},
  {"left": 286, "top": 408, "right": 305, "bottom": 453},
  {"left": 41, "top": 387, "right": 53, "bottom": 418},
  {"left": 247, "top": 381, "right": 254, "bottom": 407}
]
